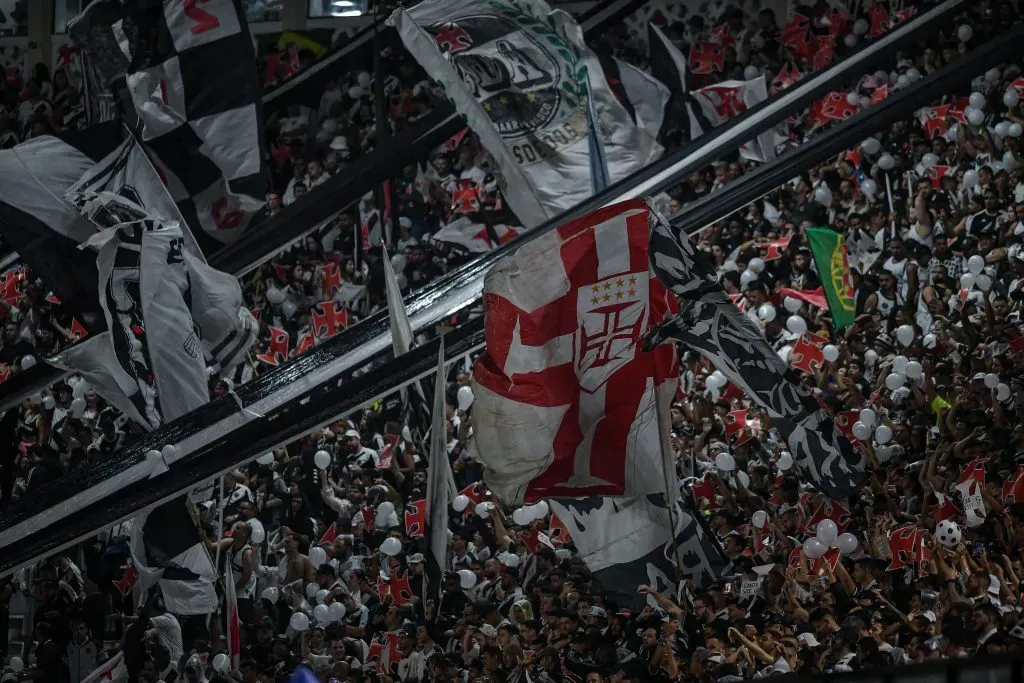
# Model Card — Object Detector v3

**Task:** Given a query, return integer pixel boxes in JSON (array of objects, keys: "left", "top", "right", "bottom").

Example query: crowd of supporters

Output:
[{"left": 3, "top": 0, "right": 1024, "bottom": 682}]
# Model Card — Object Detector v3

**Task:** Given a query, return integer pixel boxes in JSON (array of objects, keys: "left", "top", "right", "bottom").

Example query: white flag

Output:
[
  {"left": 432, "top": 217, "right": 521, "bottom": 253},
  {"left": 691, "top": 77, "right": 776, "bottom": 163},
  {"left": 81, "top": 651, "right": 128, "bottom": 683},
  {"left": 383, "top": 246, "right": 414, "bottom": 356},
  {"left": 615, "top": 58, "right": 671, "bottom": 140},
  {"left": 389, "top": 0, "right": 662, "bottom": 227}
]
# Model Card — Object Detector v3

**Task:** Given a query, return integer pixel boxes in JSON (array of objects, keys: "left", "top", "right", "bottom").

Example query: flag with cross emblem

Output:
[{"left": 471, "top": 198, "right": 679, "bottom": 503}]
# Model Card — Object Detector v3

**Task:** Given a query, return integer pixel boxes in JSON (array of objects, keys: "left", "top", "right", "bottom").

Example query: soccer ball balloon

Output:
[{"left": 935, "top": 519, "right": 961, "bottom": 548}]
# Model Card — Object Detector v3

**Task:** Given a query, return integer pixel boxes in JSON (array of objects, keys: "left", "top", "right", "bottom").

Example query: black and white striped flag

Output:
[
  {"left": 644, "top": 202, "right": 867, "bottom": 501},
  {"left": 647, "top": 23, "right": 714, "bottom": 140}
]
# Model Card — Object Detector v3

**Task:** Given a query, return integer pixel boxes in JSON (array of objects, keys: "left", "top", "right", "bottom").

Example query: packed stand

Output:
[{"left": 7, "top": 1, "right": 1024, "bottom": 682}]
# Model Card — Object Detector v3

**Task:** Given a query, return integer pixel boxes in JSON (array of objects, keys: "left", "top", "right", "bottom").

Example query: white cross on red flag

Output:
[{"left": 471, "top": 199, "right": 679, "bottom": 503}]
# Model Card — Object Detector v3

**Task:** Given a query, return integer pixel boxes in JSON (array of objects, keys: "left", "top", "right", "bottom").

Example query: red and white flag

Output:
[
  {"left": 81, "top": 651, "right": 128, "bottom": 683},
  {"left": 472, "top": 199, "right": 679, "bottom": 503},
  {"left": 432, "top": 216, "right": 520, "bottom": 252},
  {"left": 225, "top": 562, "right": 241, "bottom": 674}
]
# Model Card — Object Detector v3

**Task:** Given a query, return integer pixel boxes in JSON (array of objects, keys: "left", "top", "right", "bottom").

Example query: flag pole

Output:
[
  {"left": 213, "top": 475, "right": 226, "bottom": 571},
  {"left": 650, "top": 264, "right": 685, "bottom": 590}
]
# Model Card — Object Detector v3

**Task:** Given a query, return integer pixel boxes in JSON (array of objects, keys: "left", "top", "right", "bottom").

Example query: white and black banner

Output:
[
  {"left": 646, "top": 203, "right": 866, "bottom": 500},
  {"left": 389, "top": 0, "right": 662, "bottom": 227},
  {"left": 551, "top": 494, "right": 729, "bottom": 609}
]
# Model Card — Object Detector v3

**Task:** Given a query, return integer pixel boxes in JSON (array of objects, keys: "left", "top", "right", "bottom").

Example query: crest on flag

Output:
[
  {"left": 688, "top": 42, "right": 725, "bottom": 74},
  {"left": 311, "top": 300, "right": 349, "bottom": 340},
  {"left": 472, "top": 199, "right": 679, "bottom": 503},
  {"left": 405, "top": 499, "right": 426, "bottom": 538},
  {"left": 257, "top": 327, "right": 289, "bottom": 366}
]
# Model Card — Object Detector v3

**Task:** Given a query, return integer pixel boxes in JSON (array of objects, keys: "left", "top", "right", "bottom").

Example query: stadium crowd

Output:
[{"left": 4, "top": 0, "right": 1024, "bottom": 681}]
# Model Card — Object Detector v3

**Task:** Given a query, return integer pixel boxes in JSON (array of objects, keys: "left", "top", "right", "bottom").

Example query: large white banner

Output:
[{"left": 389, "top": 0, "right": 662, "bottom": 227}]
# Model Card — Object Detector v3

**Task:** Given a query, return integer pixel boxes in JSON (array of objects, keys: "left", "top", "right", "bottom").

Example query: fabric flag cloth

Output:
[
  {"left": 550, "top": 494, "right": 729, "bottom": 609},
  {"left": 646, "top": 206, "right": 866, "bottom": 501},
  {"left": 647, "top": 23, "right": 709, "bottom": 139},
  {"left": 66, "top": 0, "right": 127, "bottom": 127},
  {"left": 0, "top": 131, "right": 123, "bottom": 332},
  {"left": 426, "top": 340, "right": 457, "bottom": 607},
  {"left": 389, "top": 0, "right": 661, "bottom": 228},
  {"left": 805, "top": 227, "right": 857, "bottom": 328},
  {"left": 471, "top": 198, "right": 679, "bottom": 504},
  {"left": 81, "top": 651, "right": 128, "bottom": 683},
  {"left": 72, "top": 0, "right": 267, "bottom": 249},
  {"left": 691, "top": 77, "right": 775, "bottom": 163},
  {"left": 383, "top": 246, "right": 414, "bottom": 356},
  {"left": 129, "top": 500, "right": 218, "bottom": 615},
  {"left": 596, "top": 53, "right": 670, "bottom": 140},
  {"left": 225, "top": 561, "right": 242, "bottom": 673},
  {"left": 432, "top": 217, "right": 521, "bottom": 252}
]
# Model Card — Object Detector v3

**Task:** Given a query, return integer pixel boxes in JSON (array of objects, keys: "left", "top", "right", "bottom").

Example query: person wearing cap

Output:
[{"left": 343, "top": 429, "right": 379, "bottom": 470}]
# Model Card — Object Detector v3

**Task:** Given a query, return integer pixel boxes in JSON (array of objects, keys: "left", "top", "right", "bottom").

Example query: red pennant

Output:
[
  {"left": 805, "top": 501, "right": 853, "bottom": 535},
  {"left": 377, "top": 570, "right": 415, "bottom": 606},
  {"left": 761, "top": 234, "right": 794, "bottom": 261},
  {"left": 724, "top": 409, "right": 749, "bottom": 441},
  {"left": 311, "top": 300, "right": 349, "bottom": 340},
  {"left": 404, "top": 499, "right": 426, "bottom": 539},
  {"left": 1003, "top": 466, "right": 1024, "bottom": 506},
  {"left": 833, "top": 410, "right": 861, "bottom": 439},
  {"left": 789, "top": 335, "right": 825, "bottom": 375},
  {"left": 256, "top": 327, "right": 289, "bottom": 366},
  {"left": 459, "top": 482, "right": 486, "bottom": 506},
  {"left": 547, "top": 513, "right": 571, "bottom": 547},
  {"left": 886, "top": 525, "right": 921, "bottom": 571},
  {"left": 70, "top": 318, "right": 89, "bottom": 342},
  {"left": 689, "top": 473, "right": 717, "bottom": 509},
  {"left": 319, "top": 522, "right": 338, "bottom": 546},
  {"left": 112, "top": 563, "right": 138, "bottom": 597},
  {"left": 450, "top": 180, "right": 481, "bottom": 215},
  {"left": 320, "top": 262, "right": 342, "bottom": 299},
  {"left": 771, "top": 62, "right": 803, "bottom": 93},
  {"left": 0, "top": 267, "right": 26, "bottom": 306},
  {"left": 688, "top": 42, "right": 726, "bottom": 74},
  {"left": 867, "top": 3, "right": 890, "bottom": 38},
  {"left": 294, "top": 330, "right": 316, "bottom": 356}
]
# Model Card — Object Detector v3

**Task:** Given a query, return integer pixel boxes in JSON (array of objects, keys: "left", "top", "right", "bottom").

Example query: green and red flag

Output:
[{"left": 806, "top": 227, "right": 856, "bottom": 328}]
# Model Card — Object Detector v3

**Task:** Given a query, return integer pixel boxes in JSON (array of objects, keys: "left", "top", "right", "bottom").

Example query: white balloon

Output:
[
  {"left": 1010, "top": 123, "right": 1024, "bottom": 138},
  {"left": 748, "top": 257, "right": 766, "bottom": 274},
  {"left": 968, "top": 254, "right": 986, "bottom": 275},
  {"left": 41, "top": 395, "right": 55, "bottom": 411},
  {"left": 859, "top": 408, "right": 876, "bottom": 427},
  {"left": 997, "top": 383, "right": 1012, "bottom": 401},
  {"left": 885, "top": 373, "right": 905, "bottom": 391},
  {"left": 874, "top": 424, "right": 893, "bottom": 444},
  {"left": 977, "top": 274, "right": 992, "bottom": 291},
  {"left": 896, "top": 324, "right": 915, "bottom": 347},
  {"left": 265, "top": 286, "right": 286, "bottom": 305},
  {"left": 474, "top": 502, "right": 494, "bottom": 518},
  {"left": 281, "top": 300, "right": 298, "bottom": 319},
  {"left": 309, "top": 547, "right": 327, "bottom": 567},
  {"left": 874, "top": 70, "right": 889, "bottom": 83},
  {"left": 381, "top": 537, "right": 403, "bottom": 556},
  {"left": 846, "top": 92, "right": 860, "bottom": 107},
  {"left": 860, "top": 178, "right": 877, "bottom": 198},
  {"left": 858, "top": 95, "right": 871, "bottom": 109},
  {"left": 814, "top": 185, "right": 832, "bottom": 206},
  {"left": 784, "top": 296, "right": 802, "bottom": 313},
  {"left": 802, "top": 537, "right": 827, "bottom": 559},
  {"left": 896, "top": 74, "right": 909, "bottom": 88},
  {"left": 377, "top": 501, "right": 395, "bottom": 516},
  {"left": 314, "top": 449, "right": 331, "bottom": 470},
  {"left": 957, "top": 24, "right": 973, "bottom": 42},
  {"left": 961, "top": 273, "right": 976, "bottom": 289},
  {"left": 20, "top": 355, "right": 35, "bottom": 370},
  {"left": 835, "top": 532, "right": 859, "bottom": 555},
  {"left": 262, "top": 587, "right": 279, "bottom": 604},
  {"left": 892, "top": 355, "right": 908, "bottom": 374},
  {"left": 861, "top": 137, "right": 881, "bottom": 155},
  {"left": 786, "top": 315, "right": 807, "bottom": 335},
  {"left": 452, "top": 494, "right": 471, "bottom": 512},
  {"left": 744, "top": 65, "right": 760, "bottom": 80},
  {"left": 1005, "top": 90, "right": 1020, "bottom": 108},
  {"left": 996, "top": 121, "right": 1011, "bottom": 137},
  {"left": 715, "top": 452, "right": 736, "bottom": 472},
  {"left": 985, "top": 373, "right": 1000, "bottom": 389},
  {"left": 816, "top": 519, "right": 839, "bottom": 546},
  {"left": 161, "top": 444, "right": 178, "bottom": 461},
  {"left": 740, "top": 269, "right": 758, "bottom": 288},
  {"left": 328, "top": 601, "right": 346, "bottom": 622},
  {"left": 213, "top": 653, "right": 230, "bottom": 673},
  {"left": 905, "top": 361, "right": 923, "bottom": 379},
  {"left": 757, "top": 303, "right": 777, "bottom": 323},
  {"left": 751, "top": 510, "right": 768, "bottom": 529},
  {"left": 844, "top": 33, "right": 858, "bottom": 48},
  {"left": 512, "top": 507, "right": 533, "bottom": 526},
  {"left": 986, "top": 68, "right": 1002, "bottom": 83},
  {"left": 70, "top": 397, "right": 86, "bottom": 418},
  {"left": 457, "top": 569, "right": 477, "bottom": 589},
  {"left": 777, "top": 451, "right": 794, "bottom": 471},
  {"left": 256, "top": 452, "right": 274, "bottom": 466},
  {"left": 457, "top": 385, "right": 474, "bottom": 411},
  {"left": 864, "top": 349, "right": 878, "bottom": 365},
  {"left": 290, "top": 612, "right": 310, "bottom": 632},
  {"left": 969, "top": 92, "right": 987, "bottom": 110},
  {"left": 906, "top": 68, "right": 921, "bottom": 81},
  {"left": 876, "top": 153, "right": 894, "bottom": 170},
  {"left": 965, "top": 106, "right": 985, "bottom": 127},
  {"left": 707, "top": 371, "right": 727, "bottom": 389},
  {"left": 852, "top": 421, "right": 871, "bottom": 440},
  {"left": 1005, "top": 152, "right": 1019, "bottom": 170},
  {"left": 249, "top": 519, "right": 266, "bottom": 544},
  {"left": 315, "top": 589, "right": 329, "bottom": 605},
  {"left": 532, "top": 500, "right": 550, "bottom": 518},
  {"left": 8, "top": 656, "right": 23, "bottom": 672},
  {"left": 921, "top": 152, "right": 939, "bottom": 168},
  {"left": 306, "top": 583, "right": 319, "bottom": 599},
  {"left": 823, "top": 344, "right": 840, "bottom": 362},
  {"left": 853, "top": 18, "right": 869, "bottom": 35},
  {"left": 923, "top": 334, "right": 937, "bottom": 349},
  {"left": 963, "top": 169, "right": 979, "bottom": 188},
  {"left": 313, "top": 604, "right": 330, "bottom": 624}
]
